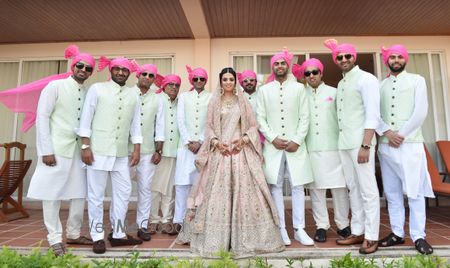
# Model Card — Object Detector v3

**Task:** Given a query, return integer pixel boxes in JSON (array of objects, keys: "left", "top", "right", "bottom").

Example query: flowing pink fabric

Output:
[
  {"left": 323, "top": 39, "right": 357, "bottom": 63},
  {"left": 302, "top": 58, "right": 324, "bottom": 73},
  {"left": 237, "top": 70, "right": 257, "bottom": 87},
  {"left": 0, "top": 44, "right": 95, "bottom": 132},
  {"left": 135, "top": 63, "right": 164, "bottom": 86},
  {"left": 381, "top": 44, "right": 409, "bottom": 65},
  {"left": 98, "top": 56, "right": 138, "bottom": 73},
  {"left": 292, "top": 63, "right": 304, "bottom": 80},
  {"left": 266, "top": 48, "right": 294, "bottom": 83},
  {"left": 186, "top": 65, "right": 208, "bottom": 91},
  {"left": 156, "top": 74, "right": 181, "bottom": 94},
  {"left": 0, "top": 72, "right": 72, "bottom": 132}
]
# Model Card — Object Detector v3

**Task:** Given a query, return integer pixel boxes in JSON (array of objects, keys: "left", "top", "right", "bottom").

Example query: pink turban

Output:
[
  {"left": 380, "top": 44, "right": 409, "bottom": 66},
  {"left": 65, "top": 45, "right": 96, "bottom": 69},
  {"left": 186, "top": 65, "right": 208, "bottom": 90},
  {"left": 237, "top": 70, "right": 257, "bottom": 87},
  {"left": 266, "top": 48, "right": 294, "bottom": 83},
  {"left": 323, "top": 39, "right": 357, "bottom": 64},
  {"left": 156, "top": 74, "right": 181, "bottom": 94},
  {"left": 302, "top": 58, "right": 324, "bottom": 74},
  {"left": 292, "top": 64, "right": 304, "bottom": 80},
  {"left": 136, "top": 63, "right": 164, "bottom": 86},
  {"left": 98, "top": 56, "right": 138, "bottom": 73}
]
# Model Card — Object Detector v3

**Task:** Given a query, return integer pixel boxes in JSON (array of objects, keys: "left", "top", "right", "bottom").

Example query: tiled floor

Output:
[{"left": 1, "top": 207, "right": 449, "bottom": 251}]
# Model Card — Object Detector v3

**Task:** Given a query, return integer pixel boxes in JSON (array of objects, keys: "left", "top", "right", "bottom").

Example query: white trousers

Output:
[
  {"left": 270, "top": 153, "right": 305, "bottom": 229},
  {"left": 310, "top": 188, "right": 350, "bottom": 230},
  {"left": 150, "top": 191, "right": 175, "bottom": 223},
  {"left": 173, "top": 185, "right": 191, "bottom": 224},
  {"left": 379, "top": 151, "right": 427, "bottom": 241},
  {"left": 135, "top": 155, "right": 156, "bottom": 228},
  {"left": 42, "top": 198, "right": 85, "bottom": 246},
  {"left": 339, "top": 148, "right": 380, "bottom": 241},
  {"left": 87, "top": 167, "right": 131, "bottom": 241}
]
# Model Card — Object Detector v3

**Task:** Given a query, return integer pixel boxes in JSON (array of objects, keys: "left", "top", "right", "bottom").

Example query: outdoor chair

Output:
[
  {"left": 436, "top": 140, "right": 450, "bottom": 182},
  {"left": 424, "top": 144, "right": 450, "bottom": 207},
  {"left": 0, "top": 142, "right": 32, "bottom": 222}
]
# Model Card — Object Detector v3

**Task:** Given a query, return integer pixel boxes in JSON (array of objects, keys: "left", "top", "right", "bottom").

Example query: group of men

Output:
[{"left": 24, "top": 39, "right": 433, "bottom": 257}]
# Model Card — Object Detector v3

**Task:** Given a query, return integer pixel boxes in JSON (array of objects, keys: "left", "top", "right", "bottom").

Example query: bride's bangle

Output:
[
  {"left": 242, "top": 135, "right": 250, "bottom": 144},
  {"left": 211, "top": 138, "right": 219, "bottom": 147}
]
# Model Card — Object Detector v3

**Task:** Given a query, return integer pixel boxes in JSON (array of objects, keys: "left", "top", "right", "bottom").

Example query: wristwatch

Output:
[
  {"left": 155, "top": 149, "right": 162, "bottom": 154},
  {"left": 361, "top": 144, "right": 371, "bottom": 150},
  {"left": 81, "top": 144, "right": 90, "bottom": 150}
]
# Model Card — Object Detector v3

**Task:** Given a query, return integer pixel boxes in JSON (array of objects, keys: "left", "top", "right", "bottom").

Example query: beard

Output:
[{"left": 388, "top": 63, "right": 406, "bottom": 73}]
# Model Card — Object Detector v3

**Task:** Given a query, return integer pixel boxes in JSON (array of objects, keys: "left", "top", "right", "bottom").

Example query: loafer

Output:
[
  {"left": 166, "top": 223, "right": 182, "bottom": 236},
  {"left": 336, "top": 234, "right": 364, "bottom": 245},
  {"left": 92, "top": 240, "right": 106, "bottom": 254},
  {"left": 137, "top": 228, "right": 152, "bottom": 241},
  {"left": 66, "top": 235, "right": 93, "bottom": 245},
  {"left": 148, "top": 223, "right": 159, "bottom": 234},
  {"left": 337, "top": 226, "right": 351, "bottom": 238},
  {"left": 294, "top": 228, "right": 314, "bottom": 246},
  {"left": 50, "top": 242, "right": 66, "bottom": 257},
  {"left": 314, "top": 228, "right": 327, "bottom": 242},
  {"left": 359, "top": 239, "right": 378, "bottom": 254},
  {"left": 280, "top": 228, "right": 291, "bottom": 246},
  {"left": 109, "top": 234, "right": 143, "bottom": 247}
]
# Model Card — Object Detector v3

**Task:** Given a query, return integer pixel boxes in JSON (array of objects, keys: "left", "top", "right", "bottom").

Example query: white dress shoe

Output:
[
  {"left": 294, "top": 228, "right": 314, "bottom": 246},
  {"left": 280, "top": 228, "right": 291, "bottom": 246}
]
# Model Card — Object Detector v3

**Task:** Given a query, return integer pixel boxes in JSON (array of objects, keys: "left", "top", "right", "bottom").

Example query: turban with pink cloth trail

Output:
[
  {"left": 266, "top": 48, "right": 294, "bottom": 83},
  {"left": 156, "top": 74, "right": 182, "bottom": 94},
  {"left": 237, "top": 70, "right": 257, "bottom": 87},
  {"left": 135, "top": 63, "right": 164, "bottom": 86},
  {"left": 186, "top": 65, "right": 208, "bottom": 91},
  {"left": 323, "top": 39, "right": 357, "bottom": 64},
  {"left": 380, "top": 44, "right": 409, "bottom": 66}
]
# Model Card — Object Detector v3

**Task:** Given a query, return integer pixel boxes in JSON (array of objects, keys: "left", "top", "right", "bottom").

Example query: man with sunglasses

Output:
[
  {"left": 324, "top": 39, "right": 381, "bottom": 254},
  {"left": 131, "top": 64, "right": 165, "bottom": 241},
  {"left": 257, "top": 48, "right": 314, "bottom": 246},
  {"left": 78, "top": 56, "right": 143, "bottom": 254},
  {"left": 377, "top": 45, "right": 434, "bottom": 255},
  {"left": 302, "top": 58, "right": 351, "bottom": 243},
  {"left": 172, "top": 65, "right": 211, "bottom": 235},
  {"left": 27, "top": 45, "right": 95, "bottom": 256},
  {"left": 238, "top": 70, "right": 258, "bottom": 113}
]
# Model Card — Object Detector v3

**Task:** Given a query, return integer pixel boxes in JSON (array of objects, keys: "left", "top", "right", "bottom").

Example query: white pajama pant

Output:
[
  {"left": 173, "top": 185, "right": 191, "bottom": 224},
  {"left": 339, "top": 148, "right": 380, "bottom": 241},
  {"left": 310, "top": 188, "right": 350, "bottom": 230},
  {"left": 150, "top": 191, "right": 175, "bottom": 223},
  {"left": 135, "top": 155, "right": 156, "bottom": 229},
  {"left": 87, "top": 167, "right": 131, "bottom": 241},
  {"left": 379, "top": 147, "right": 427, "bottom": 242},
  {"left": 270, "top": 153, "right": 305, "bottom": 229},
  {"left": 42, "top": 198, "right": 85, "bottom": 246}
]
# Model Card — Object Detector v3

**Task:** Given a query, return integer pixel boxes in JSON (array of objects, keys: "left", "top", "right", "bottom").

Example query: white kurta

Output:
[{"left": 27, "top": 77, "right": 86, "bottom": 200}]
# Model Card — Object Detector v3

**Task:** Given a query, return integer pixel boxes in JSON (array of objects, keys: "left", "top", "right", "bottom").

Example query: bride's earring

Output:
[
  {"left": 233, "top": 88, "right": 237, "bottom": 95},
  {"left": 221, "top": 88, "right": 224, "bottom": 95}
]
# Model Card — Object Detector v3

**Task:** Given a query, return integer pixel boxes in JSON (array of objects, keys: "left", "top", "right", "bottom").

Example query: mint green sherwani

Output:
[{"left": 256, "top": 79, "right": 313, "bottom": 186}]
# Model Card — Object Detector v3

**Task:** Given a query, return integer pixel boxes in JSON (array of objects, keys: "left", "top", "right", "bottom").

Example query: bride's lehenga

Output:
[{"left": 176, "top": 92, "right": 284, "bottom": 258}]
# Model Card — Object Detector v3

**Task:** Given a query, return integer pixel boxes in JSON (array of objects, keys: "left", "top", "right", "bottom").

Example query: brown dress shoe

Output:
[
  {"left": 359, "top": 239, "right": 378, "bottom": 254},
  {"left": 93, "top": 240, "right": 106, "bottom": 254},
  {"left": 109, "top": 234, "right": 143, "bottom": 247},
  {"left": 336, "top": 234, "right": 364, "bottom": 245}
]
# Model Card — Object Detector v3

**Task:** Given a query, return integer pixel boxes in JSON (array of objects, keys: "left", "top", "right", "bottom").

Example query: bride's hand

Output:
[
  {"left": 231, "top": 136, "right": 249, "bottom": 154},
  {"left": 216, "top": 142, "right": 231, "bottom": 156}
]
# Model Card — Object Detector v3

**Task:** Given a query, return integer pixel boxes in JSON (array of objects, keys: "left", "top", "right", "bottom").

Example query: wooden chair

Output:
[
  {"left": 0, "top": 142, "right": 32, "bottom": 222},
  {"left": 424, "top": 144, "right": 450, "bottom": 207},
  {"left": 436, "top": 140, "right": 450, "bottom": 182}
]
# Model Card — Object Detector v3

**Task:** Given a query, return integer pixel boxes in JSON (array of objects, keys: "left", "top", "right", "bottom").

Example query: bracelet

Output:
[{"left": 211, "top": 138, "right": 219, "bottom": 147}]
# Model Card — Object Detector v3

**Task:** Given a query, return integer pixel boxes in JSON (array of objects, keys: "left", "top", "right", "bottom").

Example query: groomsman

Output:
[
  {"left": 132, "top": 64, "right": 165, "bottom": 241},
  {"left": 302, "top": 58, "right": 351, "bottom": 243},
  {"left": 78, "top": 56, "right": 142, "bottom": 254},
  {"left": 27, "top": 45, "right": 95, "bottom": 256},
  {"left": 377, "top": 44, "right": 434, "bottom": 255},
  {"left": 150, "top": 75, "right": 181, "bottom": 234},
  {"left": 172, "top": 65, "right": 211, "bottom": 234},
  {"left": 257, "top": 48, "right": 314, "bottom": 246},
  {"left": 238, "top": 70, "right": 258, "bottom": 113},
  {"left": 324, "top": 39, "right": 381, "bottom": 254}
]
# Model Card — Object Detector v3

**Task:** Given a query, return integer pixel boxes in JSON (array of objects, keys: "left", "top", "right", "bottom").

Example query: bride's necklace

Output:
[{"left": 222, "top": 96, "right": 236, "bottom": 108}]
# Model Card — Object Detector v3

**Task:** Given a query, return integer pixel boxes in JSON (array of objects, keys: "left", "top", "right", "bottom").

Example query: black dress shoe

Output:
[
  {"left": 314, "top": 228, "right": 327, "bottom": 242},
  {"left": 337, "top": 226, "right": 351, "bottom": 238},
  {"left": 93, "top": 240, "right": 106, "bottom": 254},
  {"left": 137, "top": 228, "right": 152, "bottom": 241},
  {"left": 414, "top": 238, "right": 433, "bottom": 255},
  {"left": 109, "top": 234, "right": 143, "bottom": 247}
]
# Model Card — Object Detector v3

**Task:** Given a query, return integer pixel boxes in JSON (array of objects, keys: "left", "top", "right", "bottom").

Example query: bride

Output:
[{"left": 176, "top": 67, "right": 284, "bottom": 258}]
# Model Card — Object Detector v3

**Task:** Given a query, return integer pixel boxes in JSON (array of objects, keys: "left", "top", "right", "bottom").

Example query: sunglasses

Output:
[
  {"left": 140, "top": 72, "right": 155, "bottom": 78},
  {"left": 336, "top": 54, "right": 353, "bottom": 61},
  {"left": 193, "top": 77, "right": 206, "bottom": 82},
  {"left": 75, "top": 62, "right": 93, "bottom": 72},
  {"left": 167, "top": 82, "right": 180, "bottom": 88},
  {"left": 243, "top": 79, "right": 256, "bottom": 83},
  {"left": 304, "top": 70, "right": 320, "bottom": 77}
]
